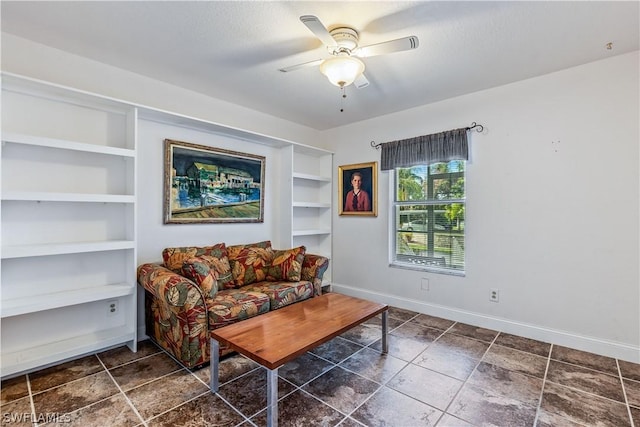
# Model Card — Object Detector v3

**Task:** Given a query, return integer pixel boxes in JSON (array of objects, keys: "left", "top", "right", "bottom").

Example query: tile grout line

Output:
[
  {"left": 544, "top": 375, "right": 635, "bottom": 406},
  {"left": 285, "top": 355, "right": 338, "bottom": 388},
  {"left": 272, "top": 374, "right": 301, "bottom": 406},
  {"left": 551, "top": 357, "right": 626, "bottom": 379},
  {"left": 25, "top": 373, "right": 37, "bottom": 427},
  {"left": 340, "top": 382, "right": 387, "bottom": 425},
  {"left": 277, "top": 348, "right": 380, "bottom": 424},
  {"left": 536, "top": 349, "right": 632, "bottom": 425},
  {"left": 234, "top": 308, "right": 418, "bottom": 424},
  {"left": 278, "top": 317, "right": 416, "bottom": 426},
  {"left": 24, "top": 349, "right": 163, "bottom": 399},
  {"left": 213, "top": 360, "right": 304, "bottom": 424},
  {"left": 437, "top": 326, "right": 500, "bottom": 425},
  {"left": 545, "top": 378, "right": 638, "bottom": 412},
  {"left": 333, "top": 343, "right": 406, "bottom": 420},
  {"left": 96, "top": 353, "right": 148, "bottom": 427},
  {"left": 129, "top": 365, "right": 217, "bottom": 422},
  {"left": 97, "top": 349, "right": 163, "bottom": 371},
  {"left": 286, "top": 384, "right": 350, "bottom": 424},
  {"left": 310, "top": 337, "right": 365, "bottom": 364},
  {"left": 180, "top": 348, "right": 341, "bottom": 425},
  {"left": 616, "top": 358, "right": 636, "bottom": 427},
  {"left": 27, "top": 367, "right": 107, "bottom": 397},
  {"left": 379, "top": 318, "right": 457, "bottom": 422},
  {"left": 210, "top": 384, "right": 255, "bottom": 426},
  {"left": 190, "top": 358, "right": 261, "bottom": 389},
  {"left": 532, "top": 343, "right": 554, "bottom": 427},
  {"left": 113, "top": 366, "right": 185, "bottom": 397},
  {"left": 143, "top": 387, "right": 248, "bottom": 426},
  {"left": 343, "top": 319, "right": 458, "bottom": 425},
  {"left": 22, "top": 357, "right": 103, "bottom": 396},
  {"left": 28, "top": 352, "right": 156, "bottom": 427},
  {"left": 104, "top": 343, "right": 208, "bottom": 402}
]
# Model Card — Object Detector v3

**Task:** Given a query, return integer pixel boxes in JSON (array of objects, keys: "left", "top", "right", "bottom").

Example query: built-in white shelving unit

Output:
[
  {"left": 291, "top": 146, "right": 333, "bottom": 285},
  {"left": 1, "top": 72, "right": 334, "bottom": 377},
  {"left": 1, "top": 74, "right": 138, "bottom": 377}
]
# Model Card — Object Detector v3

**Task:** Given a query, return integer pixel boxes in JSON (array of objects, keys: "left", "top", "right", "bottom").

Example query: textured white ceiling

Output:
[{"left": 2, "top": 1, "right": 638, "bottom": 130}]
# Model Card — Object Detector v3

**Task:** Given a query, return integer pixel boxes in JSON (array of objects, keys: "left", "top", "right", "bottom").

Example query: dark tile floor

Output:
[{"left": 2, "top": 306, "right": 639, "bottom": 426}]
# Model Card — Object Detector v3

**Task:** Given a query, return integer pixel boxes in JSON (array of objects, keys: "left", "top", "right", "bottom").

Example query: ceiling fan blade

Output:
[
  {"left": 354, "top": 73, "right": 370, "bottom": 89},
  {"left": 300, "top": 15, "right": 337, "bottom": 48},
  {"left": 278, "top": 58, "right": 323, "bottom": 73},
  {"left": 355, "top": 36, "right": 419, "bottom": 58}
]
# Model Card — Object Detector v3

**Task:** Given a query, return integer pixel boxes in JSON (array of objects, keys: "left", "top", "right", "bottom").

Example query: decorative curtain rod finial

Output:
[
  {"left": 371, "top": 140, "right": 382, "bottom": 150},
  {"left": 466, "top": 122, "right": 484, "bottom": 132}
]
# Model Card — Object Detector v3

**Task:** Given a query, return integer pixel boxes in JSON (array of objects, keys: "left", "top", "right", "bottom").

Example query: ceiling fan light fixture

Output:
[{"left": 319, "top": 56, "right": 365, "bottom": 87}]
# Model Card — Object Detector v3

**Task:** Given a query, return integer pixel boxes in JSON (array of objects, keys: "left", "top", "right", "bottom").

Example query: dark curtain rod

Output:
[{"left": 370, "top": 122, "right": 484, "bottom": 149}]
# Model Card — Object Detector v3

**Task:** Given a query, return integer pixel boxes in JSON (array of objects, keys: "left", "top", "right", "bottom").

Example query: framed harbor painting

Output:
[{"left": 164, "top": 139, "right": 265, "bottom": 224}]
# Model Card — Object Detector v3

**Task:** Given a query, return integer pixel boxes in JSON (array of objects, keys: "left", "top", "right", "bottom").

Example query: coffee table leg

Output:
[
  {"left": 210, "top": 338, "right": 220, "bottom": 393},
  {"left": 267, "top": 367, "right": 278, "bottom": 427},
  {"left": 381, "top": 310, "right": 389, "bottom": 354}
]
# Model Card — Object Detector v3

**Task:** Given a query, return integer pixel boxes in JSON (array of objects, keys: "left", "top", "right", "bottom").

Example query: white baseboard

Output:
[{"left": 331, "top": 283, "right": 640, "bottom": 364}]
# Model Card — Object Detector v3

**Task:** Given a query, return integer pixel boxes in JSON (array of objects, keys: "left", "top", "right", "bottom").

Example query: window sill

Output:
[{"left": 389, "top": 261, "right": 466, "bottom": 277}]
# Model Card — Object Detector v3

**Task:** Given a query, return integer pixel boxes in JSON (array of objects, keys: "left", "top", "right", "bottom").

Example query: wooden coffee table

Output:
[{"left": 209, "top": 293, "right": 388, "bottom": 427}]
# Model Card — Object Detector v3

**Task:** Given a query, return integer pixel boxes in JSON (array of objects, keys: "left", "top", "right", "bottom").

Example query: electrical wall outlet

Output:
[
  {"left": 490, "top": 289, "right": 500, "bottom": 303},
  {"left": 107, "top": 300, "right": 118, "bottom": 316},
  {"left": 421, "top": 278, "right": 430, "bottom": 291}
]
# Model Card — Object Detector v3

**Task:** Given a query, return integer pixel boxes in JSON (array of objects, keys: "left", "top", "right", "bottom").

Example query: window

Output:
[{"left": 393, "top": 160, "right": 465, "bottom": 274}]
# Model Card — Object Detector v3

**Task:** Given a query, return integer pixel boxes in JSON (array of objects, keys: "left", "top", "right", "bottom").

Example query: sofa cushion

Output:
[
  {"left": 181, "top": 256, "right": 226, "bottom": 298},
  {"left": 197, "top": 244, "right": 235, "bottom": 290},
  {"left": 207, "top": 289, "right": 270, "bottom": 329},
  {"left": 265, "top": 246, "right": 306, "bottom": 282},
  {"left": 227, "top": 240, "right": 273, "bottom": 287},
  {"left": 162, "top": 243, "right": 224, "bottom": 271},
  {"left": 227, "top": 240, "right": 271, "bottom": 254},
  {"left": 162, "top": 243, "right": 234, "bottom": 287},
  {"left": 244, "top": 280, "right": 314, "bottom": 310},
  {"left": 162, "top": 246, "right": 199, "bottom": 271}
]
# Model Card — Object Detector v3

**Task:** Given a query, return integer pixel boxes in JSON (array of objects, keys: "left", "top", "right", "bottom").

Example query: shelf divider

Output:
[
  {"left": 1, "top": 240, "right": 135, "bottom": 259},
  {"left": 1, "top": 284, "right": 134, "bottom": 318}
]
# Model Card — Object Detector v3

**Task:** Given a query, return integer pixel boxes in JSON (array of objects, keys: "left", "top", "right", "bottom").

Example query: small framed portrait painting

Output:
[{"left": 338, "top": 161, "right": 377, "bottom": 216}]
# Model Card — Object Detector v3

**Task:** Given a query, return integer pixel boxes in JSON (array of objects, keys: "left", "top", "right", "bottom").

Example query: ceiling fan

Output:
[{"left": 279, "top": 15, "right": 419, "bottom": 89}]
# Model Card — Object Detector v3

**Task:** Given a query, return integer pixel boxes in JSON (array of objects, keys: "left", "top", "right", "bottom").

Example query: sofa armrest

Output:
[
  {"left": 301, "top": 254, "right": 330, "bottom": 296},
  {"left": 137, "top": 263, "right": 210, "bottom": 367}
]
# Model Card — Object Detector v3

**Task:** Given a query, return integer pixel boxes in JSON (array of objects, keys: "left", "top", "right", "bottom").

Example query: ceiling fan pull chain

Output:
[{"left": 340, "top": 86, "right": 346, "bottom": 112}]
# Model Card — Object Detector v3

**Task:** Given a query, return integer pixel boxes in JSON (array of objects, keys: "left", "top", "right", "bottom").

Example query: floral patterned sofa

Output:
[{"left": 137, "top": 240, "right": 329, "bottom": 369}]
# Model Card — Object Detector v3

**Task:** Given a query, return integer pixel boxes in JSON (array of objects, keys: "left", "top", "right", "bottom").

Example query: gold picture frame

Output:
[
  {"left": 338, "top": 161, "right": 378, "bottom": 216},
  {"left": 164, "top": 139, "right": 265, "bottom": 224}
]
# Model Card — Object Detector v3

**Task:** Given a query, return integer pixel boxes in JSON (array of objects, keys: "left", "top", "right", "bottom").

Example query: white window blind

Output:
[{"left": 393, "top": 160, "right": 465, "bottom": 274}]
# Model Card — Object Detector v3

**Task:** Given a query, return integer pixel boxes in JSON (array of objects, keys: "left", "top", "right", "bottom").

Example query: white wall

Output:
[
  {"left": 324, "top": 51, "right": 640, "bottom": 362},
  {"left": 1, "top": 34, "right": 323, "bottom": 147}
]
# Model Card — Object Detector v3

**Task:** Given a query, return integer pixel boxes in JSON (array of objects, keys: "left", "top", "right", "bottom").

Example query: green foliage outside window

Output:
[{"left": 394, "top": 161, "right": 465, "bottom": 272}]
